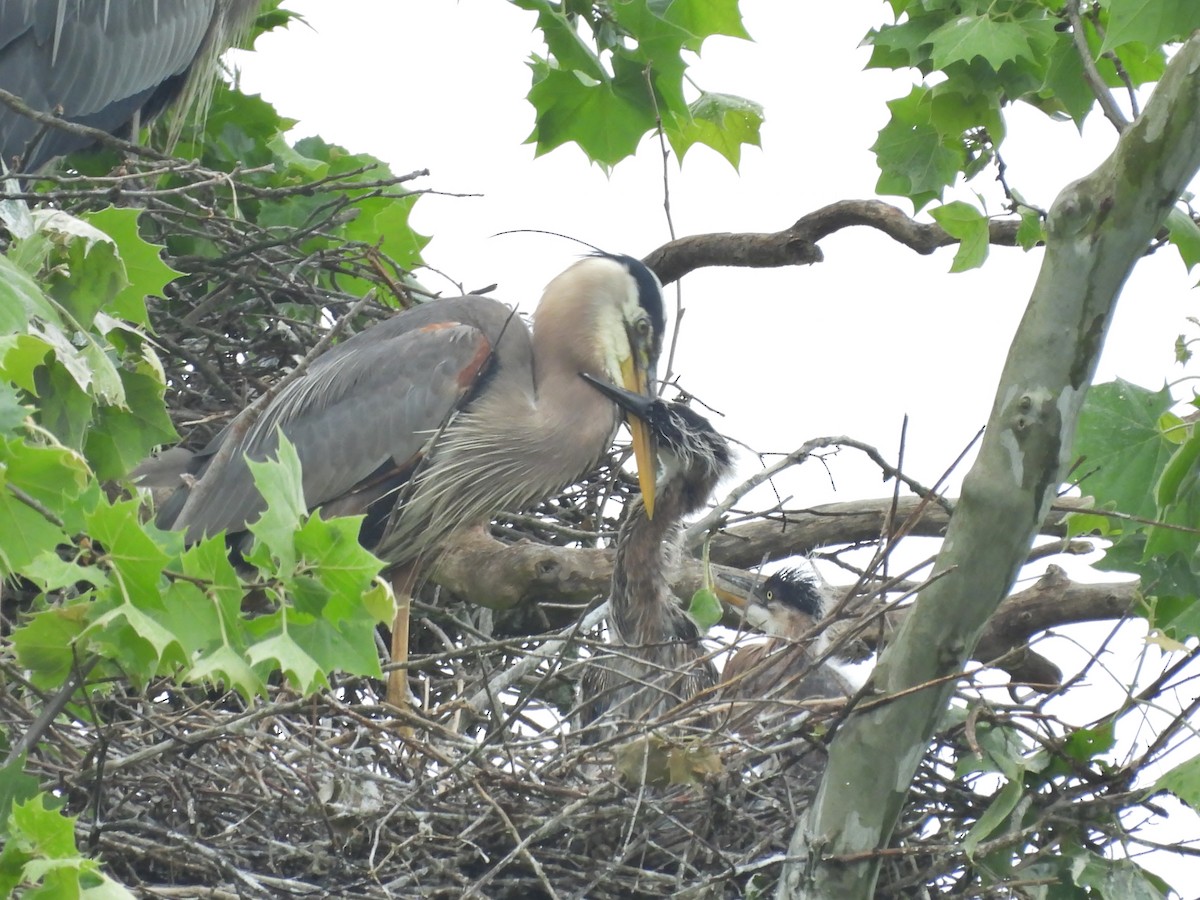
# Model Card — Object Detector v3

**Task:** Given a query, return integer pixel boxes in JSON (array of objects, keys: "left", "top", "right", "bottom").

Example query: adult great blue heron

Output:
[
  {"left": 0, "top": 0, "right": 259, "bottom": 171},
  {"left": 578, "top": 378, "right": 731, "bottom": 738},
  {"left": 139, "top": 254, "right": 663, "bottom": 706}
]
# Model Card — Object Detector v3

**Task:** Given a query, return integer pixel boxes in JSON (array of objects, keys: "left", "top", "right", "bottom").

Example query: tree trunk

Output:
[{"left": 781, "top": 34, "right": 1200, "bottom": 899}]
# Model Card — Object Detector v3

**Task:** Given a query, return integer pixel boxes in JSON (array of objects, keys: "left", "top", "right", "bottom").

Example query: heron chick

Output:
[
  {"left": 577, "top": 377, "right": 732, "bottom": 738},
  {"left": 718, "top": 568, "right": 862, "bottom": 729},
  {"left": 136, "top": 253, "right": 664, "bottom": 706}
]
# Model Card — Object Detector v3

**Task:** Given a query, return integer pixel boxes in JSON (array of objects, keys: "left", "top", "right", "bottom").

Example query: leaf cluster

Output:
[
  {"left": 863, "top": 0, "right": 1200, "bottom": 271},
  {"left": 514, "top": 0, "right": 761, "bottom": 167}
]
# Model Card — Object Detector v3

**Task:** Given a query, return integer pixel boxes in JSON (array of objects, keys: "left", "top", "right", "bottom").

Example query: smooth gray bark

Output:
[{"left": 781, "top": 35, "right": 1200, "bottom": 899}]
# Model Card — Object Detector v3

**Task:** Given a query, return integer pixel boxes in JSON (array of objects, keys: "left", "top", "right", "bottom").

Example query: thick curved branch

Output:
[
  {"left": 644, "top": 200, "right": 1022, "bottom": 285},
  {"left": 430, "top": 526, "right": 1137, "bottom": 694},
  {"left": 706, "top": 496, "right": 1090, "bottom": 570}
]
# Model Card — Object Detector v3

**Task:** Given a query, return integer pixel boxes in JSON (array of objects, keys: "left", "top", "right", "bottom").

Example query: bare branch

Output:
[{"left": 645, "top": 199, "right": 1022, "bottom": 285}]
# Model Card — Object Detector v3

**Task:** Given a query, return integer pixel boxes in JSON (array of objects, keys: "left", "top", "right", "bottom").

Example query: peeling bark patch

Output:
[{"left": 1071, "top": 314, "right": 1106, "bottom": 389}]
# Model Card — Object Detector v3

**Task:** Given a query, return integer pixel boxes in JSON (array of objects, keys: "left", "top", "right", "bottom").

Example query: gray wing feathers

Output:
[
  {"left": 166, "top": 322, "right": 496, "bottom": 543},
  {"left": 0, "top": 0, "right": 219, "bottom": 168}
]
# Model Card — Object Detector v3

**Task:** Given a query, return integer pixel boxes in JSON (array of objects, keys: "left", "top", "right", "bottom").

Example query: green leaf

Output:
[
  {"left": 1153, "top": 753, "right": 1200, "bottom": 811},
  {"left": 294, "top": 513, "right": 383, "bottom": 604},
  {"left": 667, "top": 92, "right": 763, "bottom": 168},
  {"left": 648, "top": 0, "right": 750, "bottom": 49},
  {"left": 0, "top": 486, "right": 71, "bottom": 579},
  {"left": 362, "top": 579, "right": 394, "bottom": 625},
  {"left": 1101, "top": 0, "right": 1200, "bottom": 53},
  {"left": 1165, "top": 207, "right": 1200, "bottom": 272},
  {"left": 872, "top": 87, "right": 964, "bottom": 209},
  {"left": 0, "top": 435, "right": 90, "bottom": 515},
  {"left": 962, "top": 777, "right": 1023, "bottom": 859},
  {"left": 10, "top": 606, "right": 89, "bottom": 687},
  {"left": 928, "top": 15, "right": 1034, "bottom": 72},
  {"left": 85, "top": 365, "right": 178, "bottom": 481},
  {"left": 687, "top": 587, "right": 723, "bottom": 630},
  {"left": 245, "top": 431, "right": 308, "bottom": 569},
  {"left": 1063, "top": 722, "right": 1116, "bottom": 762},
  {"left": 0, "top": 757, "right": 39, "bottom": 840},
  {"left": 1069, "top": 852, "right": 1172, "bottom": 899},
  {"left": 186, "top": 644, "right": 265, "bottom": 700},
  {"left": 288, "top": 614, "right": 382, "bottom": 680},
  {"left": 246, "top": 631, "right": 327, "bottom": 693},
  {"left": 9, "top": 793, "right": 78, "bottom": 858},
  {"left": 1038, "top": 36, "right": 1096, "bottom": 127},
  {"left": 526, "top": 62, "right": 658, "bottom": 166},
  {"left": 1015, "top": 205, "right": 1045, "bottom": 250},
  {"left": 84, "top": 207, "right": 183, "bottom": 325},
  {"left": 930, "top": 201, "right": 990, "bottom": 271},
  {"left": 0, "top": 381, "right": 30, "bottom": 434},
  {"left": 0, "top": 249, "right": 63, "bottom": 331},
  {"left": 1072, "top": 380, "right": 1174, "bottom": 522},
  {"left": 864, "top": 15, "right": 944, "bottom": 71},
  {"left": 512, "top": 0, "right": 606, "bottom": 80},
  {"left": 85, "top": 499, "right": 170, "bottom": 603}
]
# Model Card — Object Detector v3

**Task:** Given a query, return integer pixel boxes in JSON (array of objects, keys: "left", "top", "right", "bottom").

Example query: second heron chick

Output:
[
  {"left": 577, "top": 377, "right": 732, "bottom": 738},
  {"left": 719, "top": 568, "right": 863, "bottom": 723}
]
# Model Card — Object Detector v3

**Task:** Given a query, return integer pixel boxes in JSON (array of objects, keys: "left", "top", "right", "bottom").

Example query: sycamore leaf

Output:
[
  {"left": 84, "top": 207, "right": 183, "bottom": 326},
  {"left": 872, "top": 87, "right": 963, "bottom": 209},
  {"left": 247, "top": 631, "right": 327, "bottom": 694},
  {"left": 1015, "top": 205, "right": 1045, "bottom": 250},
  {"left": 187, "top": 644, "right": 266, "bottom": 700},
  {"left": 85, "top": 499, "right": 170, "bottom": 602},
  {"left": 930, "top": 201, "right": 989, "bottom": 271},
  {"left": 1071, "top": 380, "right": 1175, "bottom": 521},
  {"left": 1101, "top": 0, "right": 1200, "bottom": 53},
  {"left": 245, "top": 432, "right": 308, "bottom": 569},
  {"left": 526, "top": 62, "right": 657, "bottom": 166},
  {"left": 1062, "top": 722, "right": 1116, "bottom": 762},
  {"left": 1069, "top": 854, "right": 1173, "bottom": 899},
  {"left": 1165, "top": 207, "right": 1200, "bottom": 272},
  {"left": 687, "top": 587, "right": 724, "bottom": 630},
  {"left": 10, "top": 605, "right": 89, "bottom": 688},
  {"left": 962, "top": 778, "right": 1023, "bottom": 859},
  {"left": 1154, "top": 753, "right": 1200, "bottom": 811},
  {"left": 928, "top": 15, "right": 1034, "bottom": 72},
  {"left": 668, "top": 92, "right": 763, "bottom": 168}
]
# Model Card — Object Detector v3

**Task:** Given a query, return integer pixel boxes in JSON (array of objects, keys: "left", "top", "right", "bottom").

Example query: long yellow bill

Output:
[{"left": 620, "top": 357, "right": 656, "bottom": 519}]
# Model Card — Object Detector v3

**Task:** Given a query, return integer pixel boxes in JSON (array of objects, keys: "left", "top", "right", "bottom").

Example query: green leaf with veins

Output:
[
  {"left": 526, "top": 62, "right": 658, "bottom": 165},
  {"left": 873, "top": 87, "right": 964, "bottom": 208},
  {"left": 668, "top": 92, "right": 763, "bottom": 167},
  {"left": 1071, "top": 380, "right": 1174, "bottom": 522},
  {"left": 1154, "top": 753, "right": 1200, "bottom": 812},
  {"left": 245, "top": 432, "right": 308, "bottom": 570},
  {"left": 85, "top": 207, "right": 183, "bottom": 325},
  {"left": 930, "top": 201, "right": 990, "bottom": 271},
  {"left": 1101, "top": 0, "right": 1200, "bottom": 53},
  {"left": 928, "top": 15, "right": 1034, "bottom": 71}
]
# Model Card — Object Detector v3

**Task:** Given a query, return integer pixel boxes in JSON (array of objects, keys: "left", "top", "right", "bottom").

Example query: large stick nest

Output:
[{"left": 0, "top": 147, "right": 1173, "bottom": 898}]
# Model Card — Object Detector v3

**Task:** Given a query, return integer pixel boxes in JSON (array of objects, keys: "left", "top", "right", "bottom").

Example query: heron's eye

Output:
[
  {"left": 765, "top": 589, "right": 775, "bottom": 602},
  {"left": 633, "top": 317, "right": 652, "bottom": 339}
]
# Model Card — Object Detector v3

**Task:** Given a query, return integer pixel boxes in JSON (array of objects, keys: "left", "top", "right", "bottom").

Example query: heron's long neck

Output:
[{"left": 609, "top": 484, "right": 691, "bottom": 644}]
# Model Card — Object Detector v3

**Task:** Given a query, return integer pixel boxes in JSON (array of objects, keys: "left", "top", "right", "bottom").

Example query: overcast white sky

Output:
[{"left": 234, "top": 2, "right": 1200, "bottom": 887}]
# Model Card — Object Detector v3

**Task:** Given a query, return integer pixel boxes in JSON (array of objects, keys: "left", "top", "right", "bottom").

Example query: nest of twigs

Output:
[
  {"left": 0, "top": 630, "right": 1146, "bottom": 899},
  {"left": 0, "top": 141, "right": 1166, "bottom": 898}
]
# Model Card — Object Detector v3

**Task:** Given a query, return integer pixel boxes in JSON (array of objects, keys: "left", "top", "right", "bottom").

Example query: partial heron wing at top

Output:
[
  {"left": 158, "top": 302, "right": 526, "bottom": 544},
  {"left": 0, "top": 0, "right": 253, "bottom": 170}
]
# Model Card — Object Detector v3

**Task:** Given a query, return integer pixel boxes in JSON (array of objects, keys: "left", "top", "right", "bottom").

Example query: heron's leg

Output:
[{"left": 387, "top": 564, "right": 418, "bottom": 708}]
